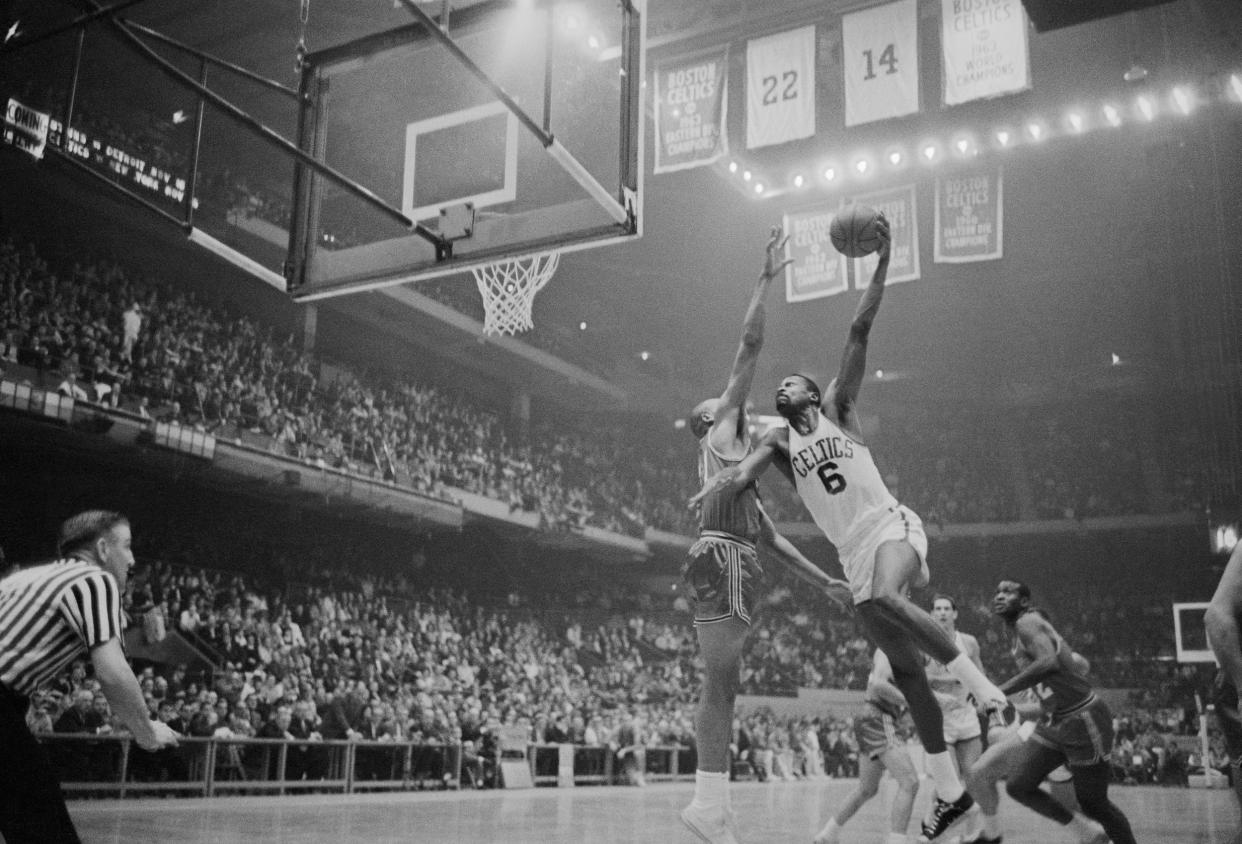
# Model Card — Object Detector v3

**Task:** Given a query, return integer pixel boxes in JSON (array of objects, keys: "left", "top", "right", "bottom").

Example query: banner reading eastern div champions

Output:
[
  {"left": 654, "top": 47, "right": 729, "bottom": 174},
  {"left": 783, "top": 205, "right": 850, "bottom": 303},
  {"left": 934, "top": 168, "right": 1003, "bottom": 262},
  {"left": 851, "top": 184, "right": 920, "bottom": 286}
]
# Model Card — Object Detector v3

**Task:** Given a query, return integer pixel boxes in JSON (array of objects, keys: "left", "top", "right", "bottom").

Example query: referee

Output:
[{"left": 0, "top": 510, "right": 179, "bottom": 843}]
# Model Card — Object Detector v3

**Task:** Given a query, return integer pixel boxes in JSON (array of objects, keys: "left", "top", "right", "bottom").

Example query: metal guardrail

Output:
[
  {"left": 36, "top": 734, "right": 696, "bottom": 796},
  {"left": 37, "top": 734, "right": 462, "bottom": 797}
]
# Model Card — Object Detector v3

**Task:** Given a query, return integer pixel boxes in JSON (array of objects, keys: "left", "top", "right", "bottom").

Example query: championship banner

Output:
[
  {"left": 850, "top": 184, "right": 920, "bottom": 286},
  {"left": 3, "top": 98, "right": 50, "bottom": 160},
  {"left": 783, "top": 204, "right": 851, "bottom": 303},
  {"left": 654, "top": 47, "right": 729, "bottom": 174},
  {"left": 941, "top": 0, "right": 1031, "bottom": 105},
  {"left": 934, "top": 168, "right": 1003, "bottom": 262},
  {"left": 842, "top": 0, "right": 919, "bottom": 127},
  {"left": 746, "top": 26, "right": 816, "bottom": 149}
]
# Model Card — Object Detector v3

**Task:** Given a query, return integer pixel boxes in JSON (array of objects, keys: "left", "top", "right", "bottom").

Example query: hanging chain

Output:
[{"left": 295, "top": 0, "right": 310, "bottom": 73}]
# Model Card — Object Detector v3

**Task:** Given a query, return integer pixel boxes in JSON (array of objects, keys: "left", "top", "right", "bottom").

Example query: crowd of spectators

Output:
[
  {"left": 23, "top": 545, "right": 1226, "bottom": 792},
  {"left": 0, "top": 229, "right": 1221, "bottom": 538},
  {"left": 0, "top": 233, "right": 698, "bottom": 536}
]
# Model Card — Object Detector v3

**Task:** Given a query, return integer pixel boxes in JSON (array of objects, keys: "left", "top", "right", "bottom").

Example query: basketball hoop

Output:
[{"left": 473, "top": 250, "right": 561, "bottom": 336}]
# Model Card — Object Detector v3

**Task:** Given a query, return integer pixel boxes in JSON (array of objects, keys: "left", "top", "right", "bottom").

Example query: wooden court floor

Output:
[{"left": 71, "top": 778, "right": 1237, "bottom": 843}]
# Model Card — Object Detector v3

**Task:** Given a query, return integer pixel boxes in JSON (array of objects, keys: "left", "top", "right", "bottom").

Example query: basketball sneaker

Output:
[
  {"left": 680, "top": 804, "right": 739, "bottom": 844},
  {"left": 961, "top": 834, "right": 1003, "bottom": 844},
  {"left": 918, "top": 791, "right": 976, "bottom": 841}
]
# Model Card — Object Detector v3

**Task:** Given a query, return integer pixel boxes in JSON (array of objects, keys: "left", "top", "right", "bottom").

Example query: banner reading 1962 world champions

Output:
[
  {"left": 654, "top": 47, "right": 729, "bottom": 174},
  {"left": 783, "top": 204, "right": 850, "bottom": 303},
  {"left": 934, "top": 168, "right": 1004, "bottom": 262},
  {"left": 851, "top": 184, "right": 920, "bottom": 286},
  {"left": 941, "top": 0, "right": 1030, "bottom": 105}
]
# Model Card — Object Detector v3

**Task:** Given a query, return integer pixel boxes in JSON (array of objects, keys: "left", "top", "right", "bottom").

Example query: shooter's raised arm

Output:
[{"left": 824, "top": 215, "right": 891, "bottom": 421}]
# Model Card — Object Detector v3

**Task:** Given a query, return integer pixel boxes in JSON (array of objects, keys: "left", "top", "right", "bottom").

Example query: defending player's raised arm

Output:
[
  {"left": 1207, "top": 543, "right": 1242, "bottom": 689},
  {"left": 688, "top": 427, "right": 788, "bottom": 509},
  {"left": 824, "top": 215, "right": 891, "bottom": 420},
  {"left": 712, "top": 227, "right": 792, "bottom": 446},
  {"left": 997, "top": 613, "right": 1061, "bottom": 696},
  {"left": 757, "top": 505, "right": 851, "bottom": 609}
]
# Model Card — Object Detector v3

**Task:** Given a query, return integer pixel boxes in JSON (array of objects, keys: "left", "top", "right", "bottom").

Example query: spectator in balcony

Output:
[
  {"left": 56, "top": 370, "right": 88, "bottom": 401},
  {"left": 121, "top": 301, "right": 142, "bottom": 361}
]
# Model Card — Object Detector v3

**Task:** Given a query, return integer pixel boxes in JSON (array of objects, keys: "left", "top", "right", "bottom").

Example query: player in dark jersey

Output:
[
  {"left": 1206, "top": 542, "right": 1242, "bottom": 844},
  {"left": 965, "top": 611, "right": 1089, "bottom": 844},
  {"left": 993, "top": 580, "right": 1135, "bottom": 844},
  {"left": 681, "top": 228, "right": 850, "bottom": 844},
  {"left": 815, "top": 648, "right": 920, "bottom": 844}
]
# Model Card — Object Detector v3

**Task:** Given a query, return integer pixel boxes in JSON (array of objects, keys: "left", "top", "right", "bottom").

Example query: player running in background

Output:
[
  {"left": 926, "top": 594, "right": 987, "bottom": 840},
  {"left": 680, "top": 228, "right": 850, "bottom": 844},
  {"left": 815, "top": 647, "right": 920, "bottom": 844},
  {"left": 690, "top": 217, "right": 1010, "bottom": 841},
  {"left": 992, "top": 580, "right": 1135, "bottom": 844},
  {"left": 965, "top": 608, "right": 1089, "bottom": 844}
]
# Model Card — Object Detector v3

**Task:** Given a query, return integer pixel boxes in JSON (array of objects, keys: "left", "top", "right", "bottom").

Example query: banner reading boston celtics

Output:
[
  {"left": 941, "top": 0, "right": 1030, "bottom": 105},
  {"left": 783, "top": 204, "right": 850, "bottom": 303},
  {"left": 851, "top": 184, "right": 920, "bottom": 286},
  {"left": 654, "top": 46, "right": 729, "bottom": 174},
  {"left": 934, "top": 168, "right": 1003, "bottom": 263}
]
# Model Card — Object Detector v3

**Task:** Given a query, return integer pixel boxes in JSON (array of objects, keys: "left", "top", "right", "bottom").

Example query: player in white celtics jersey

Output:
[
  {"left": 680, "top": 227, "right": 850, "bottom": 844},
  {"left": 690, "top": 217, "right": 1011, "bottom": 842},
  {"left": 927, "top": 597, "right": 984, "bottom": 760},
  {"left": 927, "top": 595, "right": 987, "bottom": 841}
]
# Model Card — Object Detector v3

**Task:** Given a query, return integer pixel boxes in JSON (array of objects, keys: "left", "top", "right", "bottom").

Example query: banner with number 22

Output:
[
  {"left": 746, "top": 26, "right": 816, "bottom": 149},
  {"left": 842, "top": 0, "right": 919, "bottom": 127}
]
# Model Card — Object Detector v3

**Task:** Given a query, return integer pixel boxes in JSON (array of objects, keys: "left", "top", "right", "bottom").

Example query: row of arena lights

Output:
[{"left": 724, "top": 75, "right": 1242, "bottom": 197}]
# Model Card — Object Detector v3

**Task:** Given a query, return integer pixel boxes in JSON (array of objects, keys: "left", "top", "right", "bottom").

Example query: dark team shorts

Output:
[
  {"left": 1212, "top": 671, "right": 1242, "bottom": 765},
  {"left": 1030, "top": 695, "right": 1114, "bottom": 767},
  {"left": 682, "top": 532, "right": 763, "bottom": 626},
  {"left": 855, "top": 706, "right": 903, "bottom": 761}
]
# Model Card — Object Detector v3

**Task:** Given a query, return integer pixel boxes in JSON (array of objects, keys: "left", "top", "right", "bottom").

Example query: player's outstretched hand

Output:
[
  {"left": 687, "top": 467, "right": 741, "bottom": 511},
  {"left": 137, "top": 720, "right": 181, "bottom": 751},
  {"left": 874, "top": 213, "right": 891, "bottom": 261},
  {"left": 762, "top": 225, "right": 793, "bottom": 280},
  {"left": 821, "top": 577, "right": 853, "bottom": 610}
]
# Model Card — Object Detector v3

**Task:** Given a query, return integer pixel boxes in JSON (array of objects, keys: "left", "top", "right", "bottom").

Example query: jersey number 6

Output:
[{"left": 816, "top": 462, "right": 847, "bottom": 495}]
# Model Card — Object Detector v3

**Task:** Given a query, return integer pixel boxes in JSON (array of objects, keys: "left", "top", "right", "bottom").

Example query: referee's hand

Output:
[{"left": 137, "top": 720, "right": 181, "bottom": 751}]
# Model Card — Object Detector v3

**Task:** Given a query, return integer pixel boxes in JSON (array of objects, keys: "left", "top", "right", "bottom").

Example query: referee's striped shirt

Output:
[{"left": 0, "top": 559, "right": 125, "bottom": 696}]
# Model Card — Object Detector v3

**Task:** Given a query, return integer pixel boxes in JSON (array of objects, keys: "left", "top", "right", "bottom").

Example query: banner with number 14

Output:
[{"left": 842, "top": 0, "right": 919, "bottom": 127}]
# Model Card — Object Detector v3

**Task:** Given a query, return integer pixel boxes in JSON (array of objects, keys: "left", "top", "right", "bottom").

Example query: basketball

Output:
[{"left": 829, "top": 204, "right": 882, "bottom": 258}]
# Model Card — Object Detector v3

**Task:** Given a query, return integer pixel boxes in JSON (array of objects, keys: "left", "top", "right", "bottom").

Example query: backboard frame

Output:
[
  {"left": 1173, "top": 601, "right": 1216, "bottom": 664},
  {"left": 285, "top": 0, "right": 645, "bottom": 303}
]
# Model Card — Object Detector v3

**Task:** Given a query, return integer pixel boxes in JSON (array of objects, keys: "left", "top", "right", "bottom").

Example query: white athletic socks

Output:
[
  {"left": 691, "top": 769, "right": 729, "bottom": 811},
  {"left": 814, "top": 817, "right": 841, "bottom": 843},
  {"left": 947, "top": 653, "right": 1006, "bottom": 703},
  {"left": 983, "top": 811, "right": 1003, "bottom": 838},
  {"left": 924, "top": 751, "right": 966, "bottom": 803}
]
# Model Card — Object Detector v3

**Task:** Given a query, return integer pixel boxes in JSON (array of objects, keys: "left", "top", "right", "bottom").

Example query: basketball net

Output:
[{"left": 472, "top": 250, "right": 560, "bottom": 336}]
